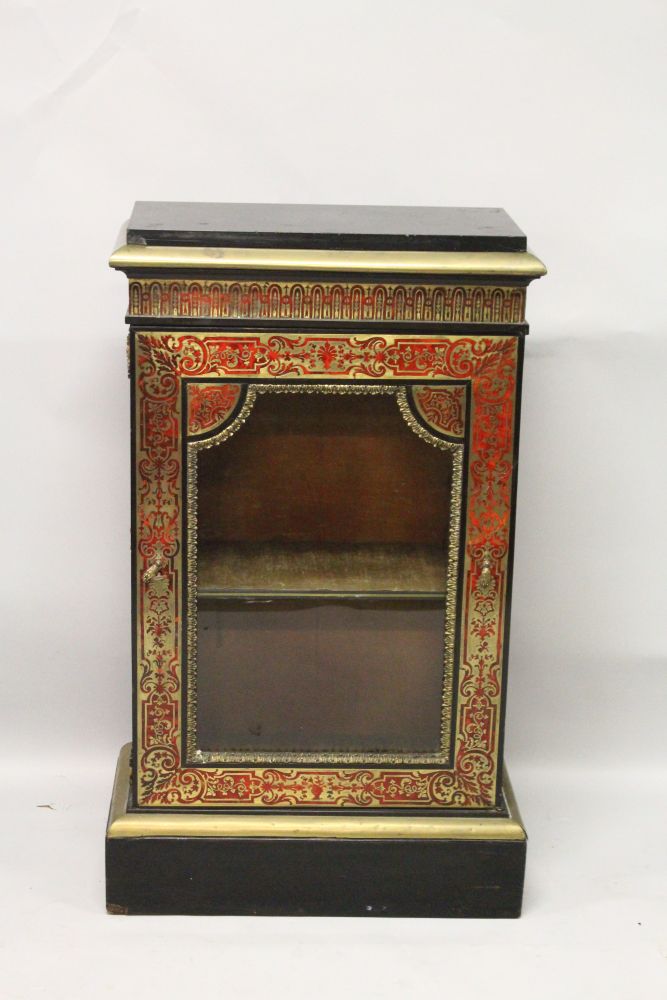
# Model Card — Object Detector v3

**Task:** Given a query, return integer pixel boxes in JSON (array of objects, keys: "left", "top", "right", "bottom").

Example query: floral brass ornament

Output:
[
  {"left": 134, "top": 330, "right": 518, "bottom": 808},
  {"left": 129, "top": 279, "right": 526, "bottom": 325}
]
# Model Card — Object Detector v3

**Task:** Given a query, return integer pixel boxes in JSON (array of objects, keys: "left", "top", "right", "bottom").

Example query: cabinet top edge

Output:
[
  {"left": 110, "top": 243, "right": 547, "bottom": 279},
  {"left": 125, "top": 202, "right": 528, "bottom": 252}
]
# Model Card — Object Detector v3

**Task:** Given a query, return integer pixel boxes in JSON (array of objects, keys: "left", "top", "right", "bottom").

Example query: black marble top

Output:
[{"left": 127, "top": 202, "right": 526, "bottom": 252}]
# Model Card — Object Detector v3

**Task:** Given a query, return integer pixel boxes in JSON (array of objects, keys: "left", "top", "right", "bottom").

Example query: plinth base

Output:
[{"left": 106, "top": 745, "right": 527, "bottom": 917}]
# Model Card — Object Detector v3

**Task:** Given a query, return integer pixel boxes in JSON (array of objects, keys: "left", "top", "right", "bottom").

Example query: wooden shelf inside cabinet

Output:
[{"left": 197, "top": 541, "right": 448, "bottom": 601}]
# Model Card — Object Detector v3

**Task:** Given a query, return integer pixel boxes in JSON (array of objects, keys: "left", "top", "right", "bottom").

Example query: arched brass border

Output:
[{"left": 185, "top": 383, "right": 464, "bottom": 767}]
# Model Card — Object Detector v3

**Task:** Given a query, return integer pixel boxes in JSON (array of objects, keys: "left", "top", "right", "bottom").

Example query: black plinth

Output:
[
  {"left": 107, "top": 834, "right": 526, "bottom": 918},
  {"left": 106, "top": 838, "right": 527, "bottom": 918},
  {"left": 105, "top": 746, "right": 527, "bottom": 918}
]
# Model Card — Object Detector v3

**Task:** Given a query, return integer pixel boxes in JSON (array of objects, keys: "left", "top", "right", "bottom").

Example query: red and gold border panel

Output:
[
  {"left": 129, "top": 279, "right": 525, "bottom": 324},
  {"left": 135, "top": 331, "right": 518, "bottom": 808}
]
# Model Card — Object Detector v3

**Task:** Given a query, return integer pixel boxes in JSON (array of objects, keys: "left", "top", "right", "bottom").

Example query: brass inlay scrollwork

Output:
[{"left": 133, "top": 330, "right": 519, "bottom": 809}]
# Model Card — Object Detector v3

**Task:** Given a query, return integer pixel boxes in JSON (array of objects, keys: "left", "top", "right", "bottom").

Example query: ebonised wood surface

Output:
[
  {"left": 106, "top": 836, "right": 526, "bottom": 917},
  {"left": 127, "top": 202, "right": 527, "bottom": 252}
]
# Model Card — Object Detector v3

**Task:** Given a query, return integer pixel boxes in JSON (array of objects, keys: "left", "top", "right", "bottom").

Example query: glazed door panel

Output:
[{"left": 191, "top": 388, "right": 461, "bottom": 764}]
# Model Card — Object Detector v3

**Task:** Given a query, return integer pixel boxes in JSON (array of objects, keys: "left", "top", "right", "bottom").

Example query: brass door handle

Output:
[
  {"left": 478, "top": 553, "right": 494, "bottom": 595},
  {"left": 143, "top": 550, "right": 166, "bottom": 582}
]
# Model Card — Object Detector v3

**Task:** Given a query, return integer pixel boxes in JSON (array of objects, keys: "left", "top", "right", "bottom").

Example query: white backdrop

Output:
[{"left": 1, "top": 1, "right": 665, "bottom": 998}]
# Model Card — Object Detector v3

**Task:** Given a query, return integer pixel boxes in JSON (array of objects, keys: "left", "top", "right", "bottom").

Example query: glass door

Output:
[{"left": 191, "top": 388, "right": 460, "bottom": 762}]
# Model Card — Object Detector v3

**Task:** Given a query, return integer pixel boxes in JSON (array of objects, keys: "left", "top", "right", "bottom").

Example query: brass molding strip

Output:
[
  {"left": 106, "top": 744, "right": 526, "bottom": 841},
  {"left": 110, "top": 243, "right": 547, "bottom": 278},
  {"left": 127, "top": 278, "right": 526, "bottom": 324}
]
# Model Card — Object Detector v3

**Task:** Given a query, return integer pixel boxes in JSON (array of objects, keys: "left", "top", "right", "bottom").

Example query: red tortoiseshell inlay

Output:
[{"left": 134, "top": 331, "right": 518, "bottom": 808}]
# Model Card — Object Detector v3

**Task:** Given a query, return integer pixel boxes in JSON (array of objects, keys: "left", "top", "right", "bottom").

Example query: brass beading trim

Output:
[{"left": 185, "top": 384, "right": 463, "bottom": 767}]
